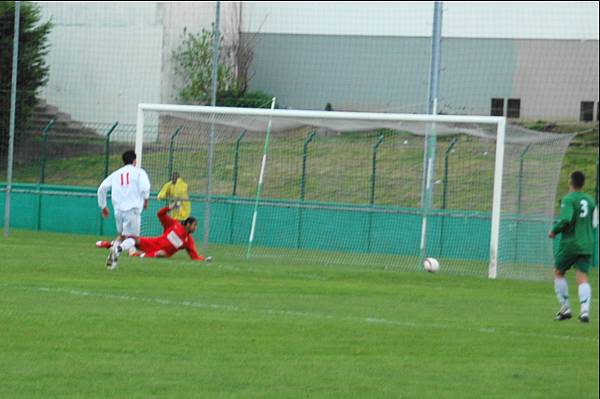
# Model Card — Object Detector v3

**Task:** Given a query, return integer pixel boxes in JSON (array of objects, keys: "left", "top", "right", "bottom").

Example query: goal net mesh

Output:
[{"left": 139, "top": 107, "right": 574, "bottom": 280}]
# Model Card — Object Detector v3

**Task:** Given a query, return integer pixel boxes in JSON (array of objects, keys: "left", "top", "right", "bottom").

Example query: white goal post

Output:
[{"left": 135, "top": 103, "right": 508, "bottom": 279}]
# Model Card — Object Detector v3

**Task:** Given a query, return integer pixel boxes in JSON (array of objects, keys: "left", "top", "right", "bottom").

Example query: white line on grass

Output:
[
  {"left": 214, "top": 263, "right": 329, "bottom": 281},
  {"left": 7, "top": 285, "right": 598, "bottom": 344}
]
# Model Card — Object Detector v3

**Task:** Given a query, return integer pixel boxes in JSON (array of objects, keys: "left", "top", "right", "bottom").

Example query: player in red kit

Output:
[{"left": 96, "top": 203, "right": 212, "bottom": 265}]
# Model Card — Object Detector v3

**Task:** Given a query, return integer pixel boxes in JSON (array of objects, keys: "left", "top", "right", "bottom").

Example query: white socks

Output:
[
  {"left": 111, "top": 239, "right": 122, "bottom": 252},
  {"left": 120, "top": 238, "right": 136, "bottom": 252},
  {"left": 578, "top": 283, "right": 591, "bottom": 314},
  {"left": 555, "top": 278, "right": 592, "bottom": 315},
  {"left": 554, "top": 278, "right": 570, "bottom": 311}
]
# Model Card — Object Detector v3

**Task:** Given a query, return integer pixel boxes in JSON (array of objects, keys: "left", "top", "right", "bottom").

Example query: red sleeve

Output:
[
  {"left": 157, "top": 206, "right": 176, "bottom": 231},
  {"left": 185, "top": 235, "right": 205, "bottom": 261}
]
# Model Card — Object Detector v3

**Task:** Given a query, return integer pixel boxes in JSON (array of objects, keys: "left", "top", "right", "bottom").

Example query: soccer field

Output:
[{"left": 0, "top": 230, "right": 598, "bottom": 399}]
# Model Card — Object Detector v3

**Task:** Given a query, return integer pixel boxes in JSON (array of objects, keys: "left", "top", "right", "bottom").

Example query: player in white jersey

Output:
[{"left": 97, "top": 150, "right": 151, "bottom": 270}]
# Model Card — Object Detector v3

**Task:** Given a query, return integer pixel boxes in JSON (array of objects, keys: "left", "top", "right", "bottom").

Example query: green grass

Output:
[
  {"left": 1, "top": 230, "right": 598, "bottom": 398},
  {"left": 557, "top": 145, "right": 599, "bottom": 201}
]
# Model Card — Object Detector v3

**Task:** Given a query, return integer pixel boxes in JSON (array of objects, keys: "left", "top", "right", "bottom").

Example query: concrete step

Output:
[
  {"left": 25, "top": 122, "right": 103, "bottom": 138},
  {"left": 30, "top": 112, "right": 71, "bottom": 123},
  {"left": 33, "top": 103, "right": 60, "bottom": 116},
  {"left": 29, "top": 101, "right": 104, "bottom": 138}
]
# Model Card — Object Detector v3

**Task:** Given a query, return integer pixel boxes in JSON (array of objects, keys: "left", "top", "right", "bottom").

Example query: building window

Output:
[
  {"left": 491, "top": 98, "right": 504, "bottom": 116},
  {"left": 580, "top": 101, "right": 594, "bottom": 122},
  {"left": 507, "top": 99, "right": 520, "bottom": 119},
  {"left": 491, "top": 98, "right": 520, "bottom": 118}
]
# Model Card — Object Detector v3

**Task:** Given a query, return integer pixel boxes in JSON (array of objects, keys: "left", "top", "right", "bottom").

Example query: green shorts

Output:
[{"left": 554, "top": 254, "right": 592, "bottom": 274}]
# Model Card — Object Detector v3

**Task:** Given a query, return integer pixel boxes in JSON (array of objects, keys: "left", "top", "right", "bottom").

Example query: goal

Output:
[{"left": 135, "top": 104, "right": 574, "bottom": 280}]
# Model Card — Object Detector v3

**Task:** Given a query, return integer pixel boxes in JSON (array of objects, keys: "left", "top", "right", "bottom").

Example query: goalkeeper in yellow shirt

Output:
[{"left": 157, "top": 172, "right": 191, "bottom": 221}]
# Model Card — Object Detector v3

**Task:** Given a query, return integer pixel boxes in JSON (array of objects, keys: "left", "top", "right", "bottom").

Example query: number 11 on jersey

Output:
[{"left": 121, "top": 172, "right": 130, "bottom": 186}]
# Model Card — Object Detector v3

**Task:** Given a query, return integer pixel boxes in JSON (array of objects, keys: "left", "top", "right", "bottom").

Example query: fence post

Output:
[
  {"left": 39, "top": 120, "right": 55, "bottom": 185},
  {"left": 594, "top": 155, "right": 599, "bottom": 267},
  {"left": 167, "top": 126, "right": 183, "bottom": 179},
  {"left": 438, "top": 137, "right": 458, "bottom": 257},
  {"left": 232, "top": 130, "right": 247, "bottom": 197},
  {"left": 229, "top": 130, "right": 246, "bottom": 244},
  {"left": 367, "top": 135, "right": 385, "bottom": 252},
  {"left": 514, "top": 143, "right": 531, "bottom": 263},
  {"left": 100, "top": 121, "right": 118, "bottom": 236},
  {"left": 297, "top": 131, "right": 317, "bottom": 248},
  {"left": 103, "top": 122, "right": 119, "bottom": 178},
  {"left": 300, "top": 131, "right": 317, "bottom": 201},
  {"left": 37, "top": 119, "right": 55, "bottom": 231}
]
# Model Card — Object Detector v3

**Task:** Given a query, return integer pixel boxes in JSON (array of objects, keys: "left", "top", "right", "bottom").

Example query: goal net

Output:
[{"left": 136, "top": 104, "right": 574, "bottom": 280}]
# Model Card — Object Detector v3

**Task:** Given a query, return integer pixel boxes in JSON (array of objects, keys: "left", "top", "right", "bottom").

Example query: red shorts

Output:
[{"left": 138, "top": 237, "right": 176, "bottom": 257}]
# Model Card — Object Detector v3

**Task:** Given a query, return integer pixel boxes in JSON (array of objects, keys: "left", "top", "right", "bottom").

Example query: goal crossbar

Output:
[{"left": 137, "top": 103, "right": 504, "bottom": 124}]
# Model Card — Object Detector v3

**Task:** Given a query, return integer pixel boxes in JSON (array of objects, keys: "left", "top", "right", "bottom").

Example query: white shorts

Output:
[{"left": 115, "top": 208, "right": 141, "bottom": 237}]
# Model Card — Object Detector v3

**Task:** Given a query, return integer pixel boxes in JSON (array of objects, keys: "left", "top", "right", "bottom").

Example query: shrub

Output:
[
  {"left": 218, "top": 90, "right": 277, "bottom": 108},
  {"left": 172, "top": 25, "right": 276, "bottom": 108}
]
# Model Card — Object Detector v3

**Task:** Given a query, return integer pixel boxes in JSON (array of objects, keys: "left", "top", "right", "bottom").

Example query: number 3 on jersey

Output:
[
  {"left": 120, "top": 172, "right": 130, "bottom": 186},
  {"left": 579, "top": 199, "right": 589, "bottom": 218}
]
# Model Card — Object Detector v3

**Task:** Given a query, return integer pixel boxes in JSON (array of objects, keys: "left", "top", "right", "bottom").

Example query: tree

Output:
[
  {"left": 0, "top": 1, "right": 52, "bottom": 154},
  {"left": 171, "top": 9, "right": 275, "bottom": 108},
  {"left": 172, "top": 25, "right": 237, "bottom": 105}
]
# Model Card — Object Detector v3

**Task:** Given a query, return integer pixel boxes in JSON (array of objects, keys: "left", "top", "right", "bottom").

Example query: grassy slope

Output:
[
  {"left": 557, "top": 145, "right": 598, "bottom": 201},
  {"left": 7, "top": 124, "right": 598, "bottom": 209},
  {"left": 0, "top": 230, "right": 598, "bottom": 398}
]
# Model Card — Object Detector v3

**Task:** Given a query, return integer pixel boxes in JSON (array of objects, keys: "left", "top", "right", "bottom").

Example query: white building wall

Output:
[
  {"left": 36, "top": 2, "right": 599, "bottom": 125},
  {"left": 443, "top": 2, "right": 598, "bottom": 40},
  {"left": 241, "top": 1, "right": 598, "bottom": 40},
  {"left": 160, "top": 2, "right": 217, "bottom": 105},
  {"left": 38, "top": 2, "right": 164, "bottom": 127},
  {"left": 38, "top": 2, "right": 240, "bottom": 127},
  {"left": 241, "top": 2, "right": 599, "bottom": 120},
  {"left": 242, "top": 2, "right": 434, "bottom": 37}
]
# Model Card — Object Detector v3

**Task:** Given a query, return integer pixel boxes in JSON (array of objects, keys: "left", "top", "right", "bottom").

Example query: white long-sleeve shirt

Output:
[{"left": 97, "top": 164, "right": 151, "bottom": 212}]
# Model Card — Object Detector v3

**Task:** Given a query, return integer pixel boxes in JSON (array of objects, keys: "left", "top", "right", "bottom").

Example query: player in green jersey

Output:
[{"left": 549, "top": 171, "right": 597, "bottom": 323}]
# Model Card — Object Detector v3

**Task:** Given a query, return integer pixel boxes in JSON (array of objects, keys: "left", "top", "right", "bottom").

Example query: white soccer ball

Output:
[{"left": 424, "top": 257, "right": 440, "bottom": 273}]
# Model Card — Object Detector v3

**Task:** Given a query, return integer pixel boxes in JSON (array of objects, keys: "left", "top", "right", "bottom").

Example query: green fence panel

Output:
[{"left": 2, "top": 183, "right": 596, "bottom": 268}]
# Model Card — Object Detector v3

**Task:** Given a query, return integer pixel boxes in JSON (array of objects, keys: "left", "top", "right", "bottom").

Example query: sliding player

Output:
[{"left": 97, "top": 203, "right": 212, "bottom": 268}]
